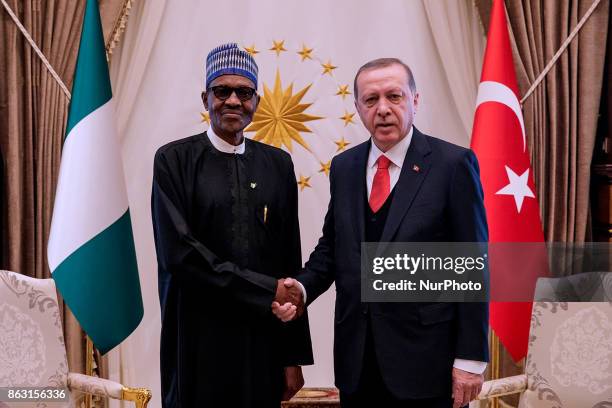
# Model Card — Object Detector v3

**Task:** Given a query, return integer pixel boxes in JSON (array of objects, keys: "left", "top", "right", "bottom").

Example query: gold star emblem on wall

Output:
[
  {"left": 297, "top": 44, "right": 314, "bottom": 61},
  {"left": 319, "top": 160, "right": 331, "bottom": 177},
  {"left": 245, "top": 70, "right": 323, "bottom": 152},
  {"left": 335, "top": 85, "right": 351, "bottom": 99},
  {"left": 321, "top": 60, "right": 337, "bottom": 76},
  {"left": 244, "top": 44, "right": 259, "bottom": 56},
  {"left": 340, "top": 111, "right": 355, "bottom": 126},
  {"left": 270, "top": 40, "right": 287, "bottom": 56},
  {"left": 335, "top": 137, "right": 350, "bottom": 152},
  {"left": 297, "top": 175, "right": 312, "bottom": 191},
  {"left": 200, "top": 111, "right": 210, "bottom": 124}
]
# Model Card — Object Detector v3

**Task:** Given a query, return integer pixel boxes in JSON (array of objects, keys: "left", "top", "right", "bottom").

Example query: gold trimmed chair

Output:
[
  {"left": 0, "top": 270, "right": 151, "bottom": 408},
  {"left": 477, "top": 301, "right": 612, "bottom": 407}
]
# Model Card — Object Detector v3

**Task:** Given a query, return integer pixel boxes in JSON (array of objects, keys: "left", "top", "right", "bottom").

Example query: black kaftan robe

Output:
[{"left": 152, "top": 132, "right": 313, "bottom": 408}]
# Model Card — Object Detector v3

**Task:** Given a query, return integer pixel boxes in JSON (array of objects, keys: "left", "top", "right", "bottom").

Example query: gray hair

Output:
[{"left": 353, "top": 58, "right": 416, "bottom": 99}]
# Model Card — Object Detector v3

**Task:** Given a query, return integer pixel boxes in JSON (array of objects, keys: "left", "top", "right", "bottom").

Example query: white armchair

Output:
[
  {"left": 0, "top": 270, "right": 151, "bottom": 408},
  {"left": 477, "top": 301, "right": 612, "bottom": 407}
]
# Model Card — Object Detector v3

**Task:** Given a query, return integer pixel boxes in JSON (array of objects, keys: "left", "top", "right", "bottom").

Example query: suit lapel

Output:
[
  {"left": 351, "top": 141, "right": 370, "bottom": 242},
  {"left": 380, "top": 128, "right": 432, "bottom": 242}
]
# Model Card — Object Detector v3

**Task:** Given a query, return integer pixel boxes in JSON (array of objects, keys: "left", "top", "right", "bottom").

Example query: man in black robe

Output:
[{"left": 152, "top": 42, "right": 313, "bottom": 408}]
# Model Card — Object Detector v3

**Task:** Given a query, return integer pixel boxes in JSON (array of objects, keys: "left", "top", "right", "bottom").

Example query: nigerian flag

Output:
[{"left": 47, "top": 0, "right": 143, "bottom": 354}]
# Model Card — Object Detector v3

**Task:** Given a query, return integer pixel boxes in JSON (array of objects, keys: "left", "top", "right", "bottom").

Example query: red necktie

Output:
[{"left": 369, "top": 155, "right": 391, "bottom": 213}]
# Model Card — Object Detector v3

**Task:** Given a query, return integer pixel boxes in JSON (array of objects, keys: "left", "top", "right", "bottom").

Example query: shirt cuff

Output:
[
  {"left": 294, "top": 279, "right": 307, "bottom": 304},
  {"left": 453, "top": 359, "right": 487, "bottom": 374}
]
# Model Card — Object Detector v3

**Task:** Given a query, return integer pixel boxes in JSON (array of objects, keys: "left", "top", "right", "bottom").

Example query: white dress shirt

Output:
[
  {"left": 295, "top": 126, "right": 486, "bottom": 374},
  {"left": 207, "top": 127, "right": 245, "bottom": 154},
  {"left": 366, "top": 127, "right": 413, "bottom": 198}
]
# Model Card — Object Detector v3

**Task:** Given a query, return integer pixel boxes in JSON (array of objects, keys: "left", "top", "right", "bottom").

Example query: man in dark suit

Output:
[{"left": 273, "top": 58, "right": 489, "bottom": 408}]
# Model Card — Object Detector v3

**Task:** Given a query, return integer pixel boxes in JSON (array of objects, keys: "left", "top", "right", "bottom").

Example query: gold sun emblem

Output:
[{"left": 246, "top": 70, "right": 323, "bottom": 152}]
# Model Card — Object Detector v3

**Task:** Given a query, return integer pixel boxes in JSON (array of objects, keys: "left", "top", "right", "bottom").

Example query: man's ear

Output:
[
  {"left": 412, "top": 92, "right": 420, "bottom": 113},
  {"left": 202, "top": 90, "right": 209, "bottom": 110}
]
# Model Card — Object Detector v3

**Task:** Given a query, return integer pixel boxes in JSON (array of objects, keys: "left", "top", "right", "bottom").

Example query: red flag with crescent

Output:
[{"left": 470, "top": 0, "right": 546, "bottom": 361}]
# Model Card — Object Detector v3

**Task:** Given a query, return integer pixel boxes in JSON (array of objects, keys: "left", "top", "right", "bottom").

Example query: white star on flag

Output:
[{"left": 495, "top": 165, "right": 535, "bottom": 213}]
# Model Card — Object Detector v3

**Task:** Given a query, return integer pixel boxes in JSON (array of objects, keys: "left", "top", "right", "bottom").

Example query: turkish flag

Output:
[{"left": 470, "top": 0, "right": 546, "bottom": 361}]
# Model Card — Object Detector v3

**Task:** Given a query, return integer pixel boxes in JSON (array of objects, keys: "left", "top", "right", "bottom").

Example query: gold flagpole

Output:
[
  {"left": 490, "top": 330, "right": 500, "bottom": 408},
  {"left": 85, "top": 335, "right": 94, "bottom": 408}
]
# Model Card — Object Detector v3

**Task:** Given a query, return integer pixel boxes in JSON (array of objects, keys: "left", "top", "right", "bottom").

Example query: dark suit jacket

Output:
[{"left": 298, "top": 127, "right": 489, "bottom": 399}]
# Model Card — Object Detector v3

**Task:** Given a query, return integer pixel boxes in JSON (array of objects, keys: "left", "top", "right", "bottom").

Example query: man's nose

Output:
[
  {"left": 377, "top": 102, "right": 391, "bottom": 117},
  {"left": 225, "top": 91, "right": 242, "bottom": 106}
]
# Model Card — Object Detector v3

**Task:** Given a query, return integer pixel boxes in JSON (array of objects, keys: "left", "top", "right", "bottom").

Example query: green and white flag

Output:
[{"left": 47, "top": 0, "right": 143, "bottom": 355}]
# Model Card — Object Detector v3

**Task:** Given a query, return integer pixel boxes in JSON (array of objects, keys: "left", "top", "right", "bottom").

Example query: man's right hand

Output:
[
  {"left": 272, "top": 278, "right": 304, "bottom": 322},
  {"left": 275, "top": 278, "right": 302, "bottom": 305},
  {"left": 452, "top": 367, "right": 484, "bottom": 408}
]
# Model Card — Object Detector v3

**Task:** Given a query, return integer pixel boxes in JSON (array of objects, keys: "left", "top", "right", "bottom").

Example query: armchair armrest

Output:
[
  {"left": 68, "top": 372, "right": 152, "bottom": 408},
  {"left": 477, "top": 374, "right": 527, "bottom": 400}
]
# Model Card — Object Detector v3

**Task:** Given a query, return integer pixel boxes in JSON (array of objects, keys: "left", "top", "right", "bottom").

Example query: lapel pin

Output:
[
  {"left": 250, "top": 182, "right": 257, "bottom": 189},
  {"left": 412, "top": 164, "right": 420, "bottom": 173}
]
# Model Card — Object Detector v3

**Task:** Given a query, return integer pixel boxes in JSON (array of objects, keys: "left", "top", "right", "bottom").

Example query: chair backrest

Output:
[
  {"left": 521, "top": 301, "right": 612, "bottom": 407},
  {"left": 534, "top": 272, "right": 612, "bottom": 302},
  {"left": 0, "top": 270, "right": 70, "bottom": 406}
]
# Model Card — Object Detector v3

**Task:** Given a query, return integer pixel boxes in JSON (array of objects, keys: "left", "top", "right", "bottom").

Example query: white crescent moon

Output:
[{"left": 475, "top": 81, "right": 526, "bottom": 152}]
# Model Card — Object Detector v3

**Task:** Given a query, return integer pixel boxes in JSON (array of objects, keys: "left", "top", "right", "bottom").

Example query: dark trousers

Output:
[{"left": 339, "top": 319, "right": 461, "bottom": 408}]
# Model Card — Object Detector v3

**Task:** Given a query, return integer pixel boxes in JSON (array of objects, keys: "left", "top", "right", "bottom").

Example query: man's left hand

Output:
[
  {"left": 452, "top": 367, "right": 483, "bottom": 408},
  {"left": 281, "top": 366, "right": 304, "bottom": 401}
]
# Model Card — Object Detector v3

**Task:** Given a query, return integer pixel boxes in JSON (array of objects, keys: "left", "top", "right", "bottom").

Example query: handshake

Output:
[{"left": 271, "top": 278, "right": 304, "bottom": 322}]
